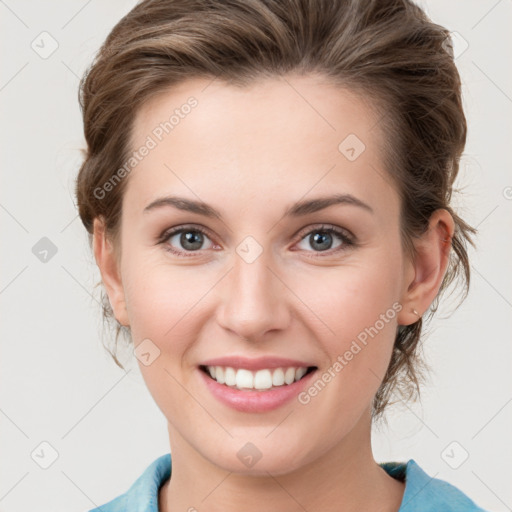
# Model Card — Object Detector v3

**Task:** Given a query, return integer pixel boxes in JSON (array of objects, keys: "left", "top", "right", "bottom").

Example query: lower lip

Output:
[{"left": 198, "top": 368, "right": 317, "bottom": 413}]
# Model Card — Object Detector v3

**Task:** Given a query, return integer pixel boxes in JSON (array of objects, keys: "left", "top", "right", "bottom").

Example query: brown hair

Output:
[{"left": 75, "top": 0, "right": 476, "bottom": 420}]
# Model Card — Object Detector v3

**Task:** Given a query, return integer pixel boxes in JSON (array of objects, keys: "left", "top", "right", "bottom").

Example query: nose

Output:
[{"left": 216, "top": 247, "right": 291, "bottom": 343}]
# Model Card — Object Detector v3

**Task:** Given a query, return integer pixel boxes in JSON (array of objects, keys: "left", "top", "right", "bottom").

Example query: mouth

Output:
[
  {"left": 198, "top": 359, "right": 319, "bottom": 413},
  {"left": 199, "top": 364, "right": 317, "bottom": 392}
]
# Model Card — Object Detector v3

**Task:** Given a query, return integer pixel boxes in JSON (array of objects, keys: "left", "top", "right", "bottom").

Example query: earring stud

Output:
[{"left": 412, "top": 308, "right": 421, "bottom": 318}]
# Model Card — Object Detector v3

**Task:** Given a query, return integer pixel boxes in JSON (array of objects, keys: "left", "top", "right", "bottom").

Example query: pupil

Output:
[
  {"left": 311, "top": 232, "right": 332, "bottom": 251},
  {"left": 182, "top": 231, "right": 203, "bottom": 250}
]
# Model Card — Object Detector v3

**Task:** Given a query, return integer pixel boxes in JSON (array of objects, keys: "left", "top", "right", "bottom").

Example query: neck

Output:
[{"left": 159, "top": 410, "right": 404, "bottom": 512}]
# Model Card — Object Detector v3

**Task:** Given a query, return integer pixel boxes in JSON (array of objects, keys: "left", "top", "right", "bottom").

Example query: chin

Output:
[{"left": 205, "top": 438, "right": 315, "bottom": 477}]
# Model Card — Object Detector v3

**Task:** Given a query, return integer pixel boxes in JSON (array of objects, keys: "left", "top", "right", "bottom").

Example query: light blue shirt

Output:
[{"left": 89, "top": 453, "right": 488, "bottom": 511}]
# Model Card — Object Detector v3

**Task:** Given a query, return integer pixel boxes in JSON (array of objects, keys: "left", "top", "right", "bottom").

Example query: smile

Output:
[
  {"left": 200, "top": 365, "right": 317, "bottom": 391},
  {"left": 198, "top": 360, "right": 318, "bottom": 413}
]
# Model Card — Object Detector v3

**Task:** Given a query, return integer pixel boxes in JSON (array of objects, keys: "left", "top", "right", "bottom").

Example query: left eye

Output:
[{"left": 295, "top": 226, "right": 353, "bottom": 254}]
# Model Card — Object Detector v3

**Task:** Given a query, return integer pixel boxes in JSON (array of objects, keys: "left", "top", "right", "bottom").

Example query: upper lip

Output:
[{"left": 200, "top": 356, "right": 316, "bottom": 371}]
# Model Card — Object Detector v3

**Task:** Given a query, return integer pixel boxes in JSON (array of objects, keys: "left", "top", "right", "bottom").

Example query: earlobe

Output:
[
  {"left": 397, "top": 209, "right": 455, "bottom": 326},
  {"left": 92, "top": 218, "right": 130, "bottom": 326}
]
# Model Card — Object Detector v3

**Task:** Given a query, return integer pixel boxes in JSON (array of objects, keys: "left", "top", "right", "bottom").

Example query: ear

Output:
[
  {"left": 93, "top": 217, "right": 130, "bottom": 327},
  {"left": 397, "top": 209, "right": 455, "bottom": 326}
]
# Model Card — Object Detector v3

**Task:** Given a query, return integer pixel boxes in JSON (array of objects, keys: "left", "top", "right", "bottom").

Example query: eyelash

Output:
[{"left": 157, "top": 224, "right": 356, "bottom": 258}]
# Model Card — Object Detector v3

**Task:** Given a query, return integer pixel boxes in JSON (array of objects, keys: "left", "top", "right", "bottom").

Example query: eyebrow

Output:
[{"left": 143, "top": 193, "right": 374, "bottom": 219}]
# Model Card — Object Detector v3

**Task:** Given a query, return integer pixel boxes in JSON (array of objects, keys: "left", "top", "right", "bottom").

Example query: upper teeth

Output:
[{"left": 205, "top": 366, "right": 310, "bottom": 390}]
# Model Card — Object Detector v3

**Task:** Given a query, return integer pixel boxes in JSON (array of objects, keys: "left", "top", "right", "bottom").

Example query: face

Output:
[{"left": 100, "top": 74, "right": 420, "bottom": 475}]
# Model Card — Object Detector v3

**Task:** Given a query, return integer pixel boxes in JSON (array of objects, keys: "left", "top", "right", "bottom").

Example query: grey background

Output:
[{"left": 1, "top": 0, "right": 511, "bottom": 510}]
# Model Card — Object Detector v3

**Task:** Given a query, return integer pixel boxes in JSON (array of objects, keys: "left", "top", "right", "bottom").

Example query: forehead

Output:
[{"left": 125, "top": 74, "right": 397, "bottom": 220}]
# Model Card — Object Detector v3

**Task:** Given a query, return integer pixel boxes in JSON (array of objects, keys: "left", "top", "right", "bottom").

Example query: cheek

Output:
[
  {"left": 121, "top": 250, "right": 209, "bottom": 340},
  {"left": 290, "top": 255, "right": 401, "bottom": 343},
  {"left": 292, "top": 256, "right": 401, "bottom": 399},
  {"left": 121, "top": 259, "right": 208, "bottom": 419}
]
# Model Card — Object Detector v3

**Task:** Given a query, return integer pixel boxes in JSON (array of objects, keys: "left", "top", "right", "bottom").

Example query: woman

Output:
[{"left": 76, "top": 0, "right": 486, "bottom": 510}]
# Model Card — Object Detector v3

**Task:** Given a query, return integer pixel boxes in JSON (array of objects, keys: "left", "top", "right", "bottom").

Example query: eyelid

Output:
[
  {"left": 158, "top": 223, "right": 213, "bottom": 243},
  {"left": 294, "top": 223, "right": 355, "bottom": 243}
]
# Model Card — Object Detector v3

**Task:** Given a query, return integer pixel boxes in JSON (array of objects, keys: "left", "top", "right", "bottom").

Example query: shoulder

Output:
[
  {"left": 88, "top": 453, "right": 171, "bottom": 512},
  {"left": 381, "top": 459, "right": 488, "bottom": 512}
]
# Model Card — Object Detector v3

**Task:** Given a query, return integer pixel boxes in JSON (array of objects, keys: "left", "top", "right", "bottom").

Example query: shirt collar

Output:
[{"left": 106, "top": 454, "right": 483, "bottom": 512}]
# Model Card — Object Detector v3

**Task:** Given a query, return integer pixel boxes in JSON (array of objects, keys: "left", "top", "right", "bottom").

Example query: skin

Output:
[{"left": 93, "top": 74, "right": 454, "bottom": 511}]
